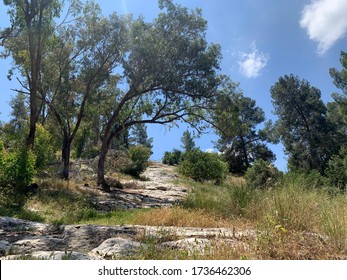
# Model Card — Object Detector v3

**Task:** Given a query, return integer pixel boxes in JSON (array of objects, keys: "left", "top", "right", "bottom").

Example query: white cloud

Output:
[
  {"left": 238, "top": 42, "right": 269, "bottom": 78},
  {"left": 205, "top": 148, "right": 215, "bottom": 153},
  {"left": 300, "top": 0, "right": 347, "bottom": 55}
]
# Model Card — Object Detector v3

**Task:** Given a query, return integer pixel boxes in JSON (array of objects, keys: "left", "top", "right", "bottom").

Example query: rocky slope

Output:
[{"left": 0, "top": 162, "right": 255, "bottom": 260}]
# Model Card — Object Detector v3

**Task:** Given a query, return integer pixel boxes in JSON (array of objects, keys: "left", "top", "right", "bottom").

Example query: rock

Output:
[
  {"left": 2, "top": 251, "right": 100, "bottom": 260},
  {"left": 161, "top": 238, "right": 212, "bottom": 256},
  {"left": 90, "top": 237, "right": 143, "bottom": 259},
  {"left": 0, "top": 217, "right": 54, "bottom": 232},
  {"left": 11, "top": 237, "right": 65, "bottom": 255},
  {"left": 63, "top": 225, "right": 137, "bottom": 252},
  {"left": 0, "top": 240, "right": 11, "bottom": 255}
]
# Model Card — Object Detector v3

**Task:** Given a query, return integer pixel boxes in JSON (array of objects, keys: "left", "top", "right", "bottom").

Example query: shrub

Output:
[
  {"left": 0, "top": 146, "right": 36, "bottom": 194},
  {"left": 245, "top": 159, "right": 282, "bottom": 189},
  {"left": 34, "top": 124, "right": 55, "bottom": 170},
  {"left": 178, "top": 149, "right": 228, "bottom": 184},
  {"left": 122, "top": 145, "right": 151, "bottom": 177},
  {"left": 162, "top": 149, "right": 183, "bottom": 165},
  {"left": 325, "top": 148, "right": 347, "bottom": 190}
]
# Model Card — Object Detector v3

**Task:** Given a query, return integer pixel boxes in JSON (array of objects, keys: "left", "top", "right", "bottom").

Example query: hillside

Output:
[{"left": 0, "top": 162, "right": 346, "bottom": 260}]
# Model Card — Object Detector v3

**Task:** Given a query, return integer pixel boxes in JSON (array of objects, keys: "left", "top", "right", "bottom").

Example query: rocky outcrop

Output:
[
  {"left": 0, "top": 217, "right": 255, "bottom": 260},
  {"left": 78, "top": 162, "right": 188, "bottom": 211}
]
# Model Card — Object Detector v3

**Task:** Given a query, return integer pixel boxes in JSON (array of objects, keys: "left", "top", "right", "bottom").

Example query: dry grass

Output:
[{"left": 132, "top": 207, "right": 250, "bottom": 229}]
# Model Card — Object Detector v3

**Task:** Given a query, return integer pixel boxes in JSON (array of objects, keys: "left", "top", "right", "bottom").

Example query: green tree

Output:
[
  {"left": 1, "top": 0, "right": 63, "bottom": 148},
  {"left": 329, "top": 51, "right": 347, "bottom": 140},
  {"left": 131, "top": 123, "right": 153, "bottom": 151},
  {"left": 213, "top": 81, "right": 275, "bottom": 174},
  {"left": 181, "top": 130, "right": 195, "bottom": 153},
  {"left": 96, "top": 0, "right": 222, "bottom": 190},
  {"left": 270, "top": 74, "right": 337, "bottom": 173},
  {"left": 39, "top": 2, "right": 128, "bottom": 179},
  {"left": 9, "top": 92, "right": 28, "bottom": 132}
]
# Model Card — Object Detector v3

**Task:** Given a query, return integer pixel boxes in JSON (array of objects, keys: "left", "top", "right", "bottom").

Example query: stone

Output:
[
  {"left": 90, "top": 237, "right": 143, "bottom": 259},
  {"left": 63, "top": 225, "right": 137, "bottom": 252},
  {"left": 2, "top": 251, "right": 100, "bottom": 260},
  {"left": 160, "top": 238, "right": 212, "bottom": 256}
]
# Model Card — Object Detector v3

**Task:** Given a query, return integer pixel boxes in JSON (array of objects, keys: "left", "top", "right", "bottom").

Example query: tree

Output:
[
  {"left": 9, "top": 92, "right": 28, "bottom": 132},
  {"left": 270, "top": 74, "right": 337, "bottom": 173},
  {"left": 213, "top": 81, "right": 275, "bottom": 173},
  {"left": 1, "top": 0, "right": 63, "bottom": 149},
  {"left": 96, "top": 0, "right": 222, "bottom": 190},
  {"left": 329, "top": 51, "right": 347, "bottom": 136},
  {"left": 39, "top": 3, "right": 128, "bottom": 179},
  {"left": 131, "top": 123, "right": 153, "bottom": 151},
  {"left": 181, "top": 130, "right": 195, "bottom": 153}
]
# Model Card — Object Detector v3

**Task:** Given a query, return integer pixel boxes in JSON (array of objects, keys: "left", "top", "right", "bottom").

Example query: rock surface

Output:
[
  {"left": 0, "top": 217, "right": 255, "bottom": 260},
  {"left": 78, "top": 162, "right": 188, "bottom": 211}
]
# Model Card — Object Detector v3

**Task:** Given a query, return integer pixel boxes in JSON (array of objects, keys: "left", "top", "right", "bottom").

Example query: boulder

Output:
[{"left": 90, "top": 237, "right": 143, "bottom": 259}]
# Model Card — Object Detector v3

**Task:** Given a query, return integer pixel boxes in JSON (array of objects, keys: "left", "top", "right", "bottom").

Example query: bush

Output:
[
  {"left": 245, "top": 159, "right": 282, "bottom": 189},
  {"left": 0, "top": 145, "right": 36, "bottom": 194},
  {"left": 122, "top": 145, "right": 151, "bottom": 177},
  {"left": 325, "top": 148, "right": 347, "bottom": 190},
  {"left": 178, "top": 149, "right": 228, "bottom": 184},
  {"left": 162, "top": 149, "right": 184, "bottom": 165},
  {"left": 34, "top": 124, "right": 55, "bottom": 170}
]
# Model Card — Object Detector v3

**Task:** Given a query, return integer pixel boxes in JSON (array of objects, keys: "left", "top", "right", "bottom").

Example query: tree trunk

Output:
[
  {"left": 61, "top": 137, "right": 72, "bottom": 180},
  {"left": 240, "top": 136, "right": 250, "bottom": 169},
  {"left": 97, "top": 142, "right": 110, "bottom": 192}
]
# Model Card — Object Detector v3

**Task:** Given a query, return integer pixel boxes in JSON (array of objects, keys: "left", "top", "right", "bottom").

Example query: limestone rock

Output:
[{"left": 90, "top": 237, "right": 143, "bottom": 259}]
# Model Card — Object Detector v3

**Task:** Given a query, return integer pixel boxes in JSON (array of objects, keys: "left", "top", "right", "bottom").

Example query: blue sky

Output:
[{"left": 0, "top": 0, "right": 347, "bottom": 171}]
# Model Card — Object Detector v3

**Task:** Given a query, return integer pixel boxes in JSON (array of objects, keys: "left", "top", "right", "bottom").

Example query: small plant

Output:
[
  {"left": 121, "top": 145, "right": 151, "bottom": 177},
  {"left": 178, "top": 149, "right": 228, "bottom": 184},
  {"left": 245, "top": 159, "right": 282, "bottom": 189}
]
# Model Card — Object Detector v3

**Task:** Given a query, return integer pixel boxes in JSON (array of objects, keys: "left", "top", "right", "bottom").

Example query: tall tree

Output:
[
  {"left": 329, "top": 51, "right": 347, "bottom": 129},
  {"left": 270, "top": 74, "right": 337, "bottom": 173},
  {"left": 213, "top": 81, "right": 275, "bottom": 173},
  {"left": 181, "top": 130, "right": 195, "bottom": 153},
  {"left": 39, "top": 2, "right": 128, "bottom": 179},
  {"left": 9, "top": 91, "right": 28, "bottom": 132},
  {"left": 131, "top": 123, "right": 153, "bottom": 151},
  {"left": 1, "top": 0, "right": 63, "bottom": 148},
  {"left": 96, "top": 0, "right": 222, "bottom": 190}
]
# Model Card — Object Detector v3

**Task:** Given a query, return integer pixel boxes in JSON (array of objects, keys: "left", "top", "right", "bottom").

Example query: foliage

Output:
[
  {"left": 162, "top": 149, "right": 184, "bottom": 165},
  {"left": 330, "top": 51, "right": 347, "bottom": 125},
  {"left": 325, "top": 148, "right": 347, "bottom": 190},
  {"left": 9, "top": 92, "right": 28, "bottom": 132},
  {"left": 244, "top": 159, "right": 282, "bottom": 189},
  {"left": 181, "top": 130, "right": 195, "bottom": 152},
  {"left": 1, "top": 0, "right": 64, "bottom": 148},
  {"left": 131, "top": 124, "right": 153, "bottom": 151},
  {"left": 178, "top": 149, "right": 228, "bottom": 184},
  {"left": 0, "top": 145, "right": 36, "bottom": 194},
  {"left": 270, "top": 74, "right": 338, "bottom": 173},
  {"left": 96, "top": 0, "right": 222, "bottom": 187},
  {"left": 34, "top": 124, "right": 55, "bottom": 170},
  {"left": 121, "top": 145, "right": 151, "bottom": 177},
  {"left": 214, "top": 81, "right": 275, "bottom": 174}
]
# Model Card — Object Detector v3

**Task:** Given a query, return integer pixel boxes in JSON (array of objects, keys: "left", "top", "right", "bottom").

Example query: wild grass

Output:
[
  {"left": 1, "top": 170, "right": 345, "bottom": 259},
  {"left": 180, "top": 175, "right": 347, "bottom": 259}
]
